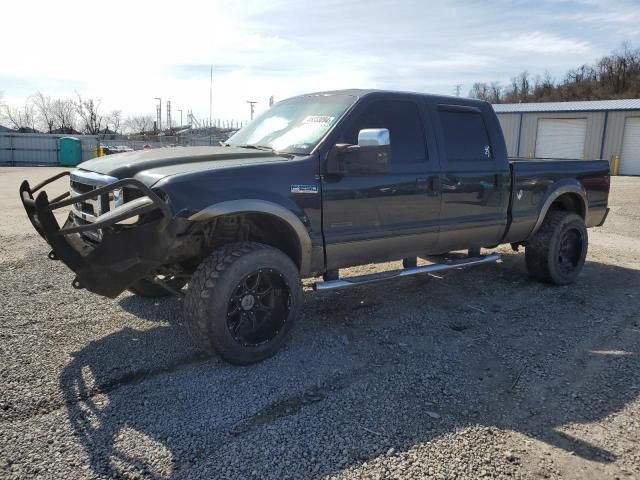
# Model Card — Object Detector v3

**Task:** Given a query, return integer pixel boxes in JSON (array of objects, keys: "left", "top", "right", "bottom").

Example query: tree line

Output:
[
  {"left": 469, "top": 44, "right": 640, "bottom": 103},
  {"left": 0, "top": 90, "right": 155, "bottom": 135}
]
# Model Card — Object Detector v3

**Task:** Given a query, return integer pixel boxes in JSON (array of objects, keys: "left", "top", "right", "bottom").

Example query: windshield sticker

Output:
[
  {"left": 302, "top": 115, "right": 334, "bottom": 125},
  {"left": 290, "top": 184, "right": 319, "bottom": 194}
]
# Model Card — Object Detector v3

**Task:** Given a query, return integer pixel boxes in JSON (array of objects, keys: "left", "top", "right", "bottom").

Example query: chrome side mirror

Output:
[
  {"left": 327, "top": 128, "right": 391, "bottom": 176},
  {"left": 357, "top": 128, "right": 390, "bottom": 147}
]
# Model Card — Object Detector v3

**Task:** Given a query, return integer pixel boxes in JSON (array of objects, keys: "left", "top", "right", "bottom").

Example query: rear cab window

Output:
[{"left": 438, "top": 107, "right": 493, "bottom": 163}]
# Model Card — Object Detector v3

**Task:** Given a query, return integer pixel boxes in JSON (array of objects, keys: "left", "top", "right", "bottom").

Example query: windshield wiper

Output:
[
  {"left": 237, "top": 144, "right": 272, "bottom": 151},
  {"left": 235, "top": 144, "right": 294, "bottom": 158}
]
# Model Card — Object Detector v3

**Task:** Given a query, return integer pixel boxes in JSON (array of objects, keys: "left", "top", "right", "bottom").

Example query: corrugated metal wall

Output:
[
  {"left": 0, "top": 133, "right": 99, "bottom": 166},
  {"left": 601, "top": 111, "right": 640, "bottom": 161},
  {"left": 497, "top": 109, "right": 640, "bottom": 169},
  {"left": 496, "top": 114, "right": 521, "bottom": 157}
]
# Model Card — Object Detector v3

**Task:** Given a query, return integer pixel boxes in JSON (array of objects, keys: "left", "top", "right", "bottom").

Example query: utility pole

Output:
[
  {"left": 209, "top": 65, "right": 213, "bottom": 130},
  {"left": 269, "top": 95, "right": 274, "bottom": 107},
  {"left": 454, "top": 84, "right": 463, "bottom": 97},
  {"left": 177, "top": 109, "right": 183, "bottom": 128},
  {"left": 154, "top": 97, "right": 162, "bottom": 132},
  {"left": 247, "top": 100, "right": 257, "bottom": 121},
  {"left": 166, "top": 100, "right": 172, "bottom": 131}
]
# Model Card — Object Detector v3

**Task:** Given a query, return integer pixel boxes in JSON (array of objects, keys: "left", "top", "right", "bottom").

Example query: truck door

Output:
[
  {"left": 432, "top": 104, "right": 510, "bottom": 251},
  {"left": 322, "top": 96, "right": 441, "bottom": 270}
]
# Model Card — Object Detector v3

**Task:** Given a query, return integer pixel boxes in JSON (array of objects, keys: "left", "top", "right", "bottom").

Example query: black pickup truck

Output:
[{"left": 20, "top": 89, "right": 610, "bottom": 364}]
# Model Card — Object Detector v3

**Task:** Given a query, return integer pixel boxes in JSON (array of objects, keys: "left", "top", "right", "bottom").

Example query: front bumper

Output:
[{"left": 19, "top": 171, "right": 177, "bottom": 298}]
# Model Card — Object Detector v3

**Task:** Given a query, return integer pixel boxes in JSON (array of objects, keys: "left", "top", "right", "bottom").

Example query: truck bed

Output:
[{"left": 505, "top": 159, "right": 610, "bottom": 243}]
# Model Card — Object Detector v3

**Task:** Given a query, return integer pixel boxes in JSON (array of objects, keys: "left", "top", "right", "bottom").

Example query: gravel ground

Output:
[{"left": 1, "top": 167, "right": 639, "bottom": 480}]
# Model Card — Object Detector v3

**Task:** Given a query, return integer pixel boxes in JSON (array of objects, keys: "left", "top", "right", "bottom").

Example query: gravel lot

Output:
[{"left": 1, "top": 167, "right": 639, "bottom": 480}]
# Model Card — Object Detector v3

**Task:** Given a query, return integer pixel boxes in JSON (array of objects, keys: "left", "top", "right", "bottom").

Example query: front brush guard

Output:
[{"left": 19, "top": 171, "right": 177, "bottom": 298}]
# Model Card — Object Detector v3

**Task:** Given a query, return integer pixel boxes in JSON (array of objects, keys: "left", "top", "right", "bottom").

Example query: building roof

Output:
[{"left": 492, "top": 98, "right": 640, "bottom": 113}]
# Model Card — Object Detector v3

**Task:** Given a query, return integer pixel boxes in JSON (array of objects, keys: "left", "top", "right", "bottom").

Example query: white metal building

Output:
[{"left": 493, "top": 99, "right": 640, "bottom": 175}]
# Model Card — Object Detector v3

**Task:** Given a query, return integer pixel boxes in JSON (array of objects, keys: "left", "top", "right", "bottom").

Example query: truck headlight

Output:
[
  {"left": 108, "top": 188, "right": 124, "bottom": 209},
  {"left": 109, "top": 188, "right": 139, "bottom": 225}
]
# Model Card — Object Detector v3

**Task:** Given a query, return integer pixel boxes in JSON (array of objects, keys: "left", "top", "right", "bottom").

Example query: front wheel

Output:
[
  {"left": 183, "top": 242, "right": 303, "bottom": 365},
  {"left": 525, "top": 210, "right": 588, "bottom": 285}
]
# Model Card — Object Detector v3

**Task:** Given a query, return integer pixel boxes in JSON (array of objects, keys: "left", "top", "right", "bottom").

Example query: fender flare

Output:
[
  {"left": 529, "top": 181, "right": 588, "bottom": 237},
  {"left": 188, "top": 199, "right": 313, "bottom": 274}
]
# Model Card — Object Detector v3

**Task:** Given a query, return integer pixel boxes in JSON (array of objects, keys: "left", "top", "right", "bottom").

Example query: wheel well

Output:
[
  {"left": 549, "top": 193, "right": 585, "bottom": 218},
  {"left": 194, "top": 212, "right": 302, "bottom": 270}
]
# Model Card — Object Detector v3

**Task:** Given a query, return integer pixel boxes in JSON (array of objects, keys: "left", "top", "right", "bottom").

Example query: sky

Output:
[{"left": 1, "top": 0, "right": 639, "bottom": 124}]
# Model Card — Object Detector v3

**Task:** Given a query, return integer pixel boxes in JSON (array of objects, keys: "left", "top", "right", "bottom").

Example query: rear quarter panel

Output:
[{"left": 505, "top": 159, "right": 610, "bottom": 243}]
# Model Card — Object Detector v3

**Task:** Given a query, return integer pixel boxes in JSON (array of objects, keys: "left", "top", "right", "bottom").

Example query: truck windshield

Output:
[{"left": 227, "top": 94, "right": 357, "bottom": 155}]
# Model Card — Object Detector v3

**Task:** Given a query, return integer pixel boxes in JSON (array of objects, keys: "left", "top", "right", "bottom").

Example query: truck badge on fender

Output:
[{"left": 290, "top": 184, "right": 319, "bottom": 194}]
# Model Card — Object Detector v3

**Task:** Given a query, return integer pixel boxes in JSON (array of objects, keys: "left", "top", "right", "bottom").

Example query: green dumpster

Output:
[{"left": 58, "top": 137, "right": 83, "bottom": 166}]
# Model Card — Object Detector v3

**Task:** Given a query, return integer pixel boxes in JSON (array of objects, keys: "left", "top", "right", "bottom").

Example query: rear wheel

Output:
[
  {"left": 525, "top": 210, "right": 588, "bottom": 285},
  {"left": 183, "top": 242, "right": 302, "bottom": 365}
]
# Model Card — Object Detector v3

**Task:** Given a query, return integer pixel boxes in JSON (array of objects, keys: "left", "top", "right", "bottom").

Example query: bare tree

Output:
[
  {"left": 469, "top": 43, "right": 640, "bottom": 103},
  {"left": 488, "top": 82, "right": 503, "bottom": 103},
  {"left": 107, "top": 110, "right": 122, "bottom": 134},
  {"left": 2, "top": 100, "right": 37, "bottom": 132},
  {"left": 51, "top": 98, "right": 77, "bottom": 132},
  {"left": 124, "top": 115, "right": 154, "bottom": 135},
  {"left": 468, "top": 82, "right": 491, "bottom": 101},
  {"left": 32, "top": 91, "right": 56, "bottom": 133},
  {"left": 75, "top": 94, "right": 103, "bottom": 134}
]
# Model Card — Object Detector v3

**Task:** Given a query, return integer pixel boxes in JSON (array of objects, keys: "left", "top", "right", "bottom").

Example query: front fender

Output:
[{"left": 188, "top": 199, "right": 313, "bottom": 275}]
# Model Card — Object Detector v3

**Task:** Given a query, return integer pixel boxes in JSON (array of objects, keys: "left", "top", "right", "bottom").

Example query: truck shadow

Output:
[{"left": 61, "top": 253, "right": 640, "bottom": 478}]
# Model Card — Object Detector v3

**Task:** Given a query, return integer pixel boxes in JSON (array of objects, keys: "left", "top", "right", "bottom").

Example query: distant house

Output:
[
  {"left": 50, "top": 127, "right": 81, "bottom": 135},
  {"left": 97, "top": 128, "right": 118, "bottom": 140},
  {"left": 0, "top": 125, "right": 14, "bottom": 133}
]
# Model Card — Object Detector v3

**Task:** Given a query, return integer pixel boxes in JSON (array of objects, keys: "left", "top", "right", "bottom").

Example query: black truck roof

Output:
[{"left": 290, "top": 88, "right": 490, "bottom": 108}]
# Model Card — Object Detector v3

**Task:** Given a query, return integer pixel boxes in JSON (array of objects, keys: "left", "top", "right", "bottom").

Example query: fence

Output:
[
  {"left": 0, "top": 133, "right": 99, "bottom": 166},
  {"left": 100, "top": 132, "right": 230, "bottom": 150},
  {"left": 0, "top": 131, "right": 234, "bottom": 166}
]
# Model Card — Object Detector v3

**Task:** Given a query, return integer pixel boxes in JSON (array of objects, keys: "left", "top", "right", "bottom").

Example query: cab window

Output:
[{"left": 343, "top": 100, "right": 427, "bottom": 165}]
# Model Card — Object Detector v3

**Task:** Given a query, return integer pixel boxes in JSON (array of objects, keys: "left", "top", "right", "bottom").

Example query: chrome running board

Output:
[{"left": 313, "top": 254, "right": 501, "bottom": 291}]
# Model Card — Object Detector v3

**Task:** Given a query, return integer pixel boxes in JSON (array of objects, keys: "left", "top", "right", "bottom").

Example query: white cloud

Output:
[
  {"left": 475, "top": 32, "right": 593, "bottom": 55},
  {"left": 0, "top": 0, "right": 633, "bottom": 121}
]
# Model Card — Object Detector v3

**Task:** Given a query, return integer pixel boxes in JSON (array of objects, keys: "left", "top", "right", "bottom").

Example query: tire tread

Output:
[
  {"left": 525, "top": 209, "right": 587, "bottom": 285},
  {"left": 183, "top": 241, "right": 300, "bottom": 364}
]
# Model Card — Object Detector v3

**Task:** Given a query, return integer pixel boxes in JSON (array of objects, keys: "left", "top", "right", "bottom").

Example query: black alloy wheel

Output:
[
  {"left": 226, "top": 269, "right": 291, "bottom": 347},
  {"left": 556, "top": 227, "right": 584, "bottom": 276}
]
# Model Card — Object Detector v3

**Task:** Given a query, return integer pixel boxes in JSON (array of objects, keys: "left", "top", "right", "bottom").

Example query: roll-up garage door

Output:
[
  {"left": 620, "top": 117, "right": 640, "bottom": 176},
  {"left": 535, "top": 118, "right": 587, "bottom": 159}
]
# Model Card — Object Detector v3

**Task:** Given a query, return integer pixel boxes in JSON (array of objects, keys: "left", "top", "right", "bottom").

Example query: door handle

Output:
[
  {"left": 417, "top": 176, "right": 440, "bottom": 195},
  {"left": 441, "top": 175, "right": 460, "bottom": 191}
]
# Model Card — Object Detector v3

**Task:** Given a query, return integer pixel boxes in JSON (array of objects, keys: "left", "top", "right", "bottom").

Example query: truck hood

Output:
[{"left": 77, "top": 146, "right": 284, "bottom": 185}]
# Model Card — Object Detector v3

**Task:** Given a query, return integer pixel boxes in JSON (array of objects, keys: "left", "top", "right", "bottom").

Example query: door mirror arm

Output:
[
  {"left": 334, "top": 143, "right": 360, "bottom": 154},
  {"left": 327, "top": 129, "right": 391, "bottom": 176}
]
